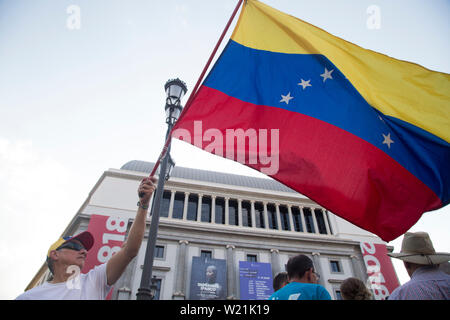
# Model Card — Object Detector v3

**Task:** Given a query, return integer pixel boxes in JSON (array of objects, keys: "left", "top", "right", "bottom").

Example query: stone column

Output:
[
  {"left": 251, "top": 201, "right": 256, "bottom": 229},
  {"left": 112, "top": 257, "right": 137, "bottom": 300},
  {"left": 287, "top": 205, "right": 295, "bottom": 232},
  {"left": 312, "top": 252, "right": 325, "bottom": 286},
  {"left": 197, "top": 194, "right": 203, "bottom": 222},
  {"left": 182, "top": 192, "right": 189, "bottom": 220},
  {"left": 350, "top": 254, "right": 366, "bottom": 281},
  {"left": 311, "top": 209, "right": 319, "bottom": 234},
  {"left": 168, "top": 190, "right": 175, "bottom": 219},
  {"left": 225, "top": 197, "right": 230, "bottom": 225},
  {"left": 322, "top": 209, "right": 331, "bottom": 235},
  {"left": 299, "top": 207, "right": 307, "bottom": 233},
  {"left": 270, "top": 248, "right": 281, "bottom": 277},
  {"left": 275, "top": 204, "right": 281, "bottom": 231},
  {"left": 226, "top": 244, "right": 236, "bottom": 299},
  {"left": 173, "top": 240, "right": 189, "bottom": 300}
]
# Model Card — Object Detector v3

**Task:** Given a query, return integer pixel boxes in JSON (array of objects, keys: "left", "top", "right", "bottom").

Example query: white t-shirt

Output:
[{"left": 15, "top": 264, "right": 111, "bottom": 300}]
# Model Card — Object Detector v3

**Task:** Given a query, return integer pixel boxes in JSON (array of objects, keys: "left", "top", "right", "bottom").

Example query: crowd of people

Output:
[
  {"left": 271, "top": 231, "right": 450, "bottom": 300},
  {"left": 15, "top": 179, "right": 449, "bottom": 300}
]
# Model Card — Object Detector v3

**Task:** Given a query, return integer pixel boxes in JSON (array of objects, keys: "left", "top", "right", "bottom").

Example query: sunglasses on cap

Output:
[{"left": 57, "top": 241, "right": 86, "bottom": 252}]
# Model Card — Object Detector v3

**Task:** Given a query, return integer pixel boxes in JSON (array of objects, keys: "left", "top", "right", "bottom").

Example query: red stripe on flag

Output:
[{"left": 173, "top": 86, "right": 442, "bottom": 241}]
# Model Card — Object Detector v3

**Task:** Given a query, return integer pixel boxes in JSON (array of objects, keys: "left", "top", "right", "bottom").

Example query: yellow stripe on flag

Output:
[{"left": 232, "top": 0, "right": 450, "bottom": 142}]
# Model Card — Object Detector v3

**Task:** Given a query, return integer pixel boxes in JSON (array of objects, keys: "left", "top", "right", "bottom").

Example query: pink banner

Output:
[
  {"left": 360, "top": 242, "right": 400, "bottom": 300},
  {"left": 82, "top": 214, "right": 128, "bottom": 273},
  {"left": 82, "top": 214, "right": 128, "bottom": 299}
]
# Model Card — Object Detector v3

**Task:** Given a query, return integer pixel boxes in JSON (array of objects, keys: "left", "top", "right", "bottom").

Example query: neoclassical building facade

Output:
[{"left": 26, "top": 160, "right": 396, "bottom": 300}]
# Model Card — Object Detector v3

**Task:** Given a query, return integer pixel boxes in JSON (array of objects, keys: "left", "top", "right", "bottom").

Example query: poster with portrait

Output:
[{"left": 189, "top": 257, "right": 227, "bottom": 300}]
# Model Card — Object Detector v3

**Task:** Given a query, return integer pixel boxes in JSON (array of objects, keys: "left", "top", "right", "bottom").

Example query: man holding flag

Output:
[{"left": 16, "top": 177, "right": 156, "bottom": 300}]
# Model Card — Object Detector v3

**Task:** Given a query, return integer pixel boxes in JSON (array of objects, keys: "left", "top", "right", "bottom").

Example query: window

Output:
[
  {"left": 201, "top": 250, "right": 212, "bottom": 260},
  {"left": 247, "top": 254, "right": 257, "bottom": 262},
  {"left": 335, "top": 289, "right": 342, "bottom": 300},
  {"left": 279, "top": 205, "right": 290, "bottom": 231},
  {"left": 267, "top": 203, "right": 278, "bottom": 230},
  {"left": 241, "top": 201, "right": 252, "bottom": 227},
  {"left": 160, "top": 190, "right": 171, "bottom": 217},
  {"left": 254, "top": 202, "right": 265, "bottom": 228},
  {"left": 215, "top": 197, "right": 225, "bottom": 224},
  {"left": 154, "top": 245, "right": 165, "bottom": 259},
  {"left": 315, "top": 209, "right": 328, "bottom": 234},
  {"left": 229, "top": 199, "right": 239, "bottom": 226},
  {"left": 330, "top": 260, "right": 342, "bottom": 273},
  {"left": 303, "top": 208, "right": 315, "bottom": 233},
  {"left": 187, "top": 194, "right": 198, "bottom": 221},
  {"left": 152, "top": 278, "right": 162, "bottom": 300},
  {"left": 172, "top": 192, "right": 185, "bottom": 219},
  {"left": 291, "top": 206, "right": 303, "bottom": 232},
  {"left": 201, "top": 196, "right": 212, "bottom": 223}
]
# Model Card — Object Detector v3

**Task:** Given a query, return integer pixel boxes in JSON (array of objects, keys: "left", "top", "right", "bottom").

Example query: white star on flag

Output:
[
  {"left": 320, "top": 68, "right": 334, "bottom": 82},
  {"left": 280, "top": 92, "right": 294, "bottom": 104},
  {"left": 298, "top": 79, "right": 312, "bottom": 90},
  {"left": 382, "top": 133, "right": 394, "bottom": 148}
]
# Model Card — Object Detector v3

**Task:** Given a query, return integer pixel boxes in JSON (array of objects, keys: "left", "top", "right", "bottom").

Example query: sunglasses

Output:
[{"left": 57, "top": 241, "right": 86, "bottom": 252}]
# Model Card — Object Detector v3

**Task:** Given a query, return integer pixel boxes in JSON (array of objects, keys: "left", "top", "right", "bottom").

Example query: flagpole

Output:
[{"left": 147, "top": 0, "right": 244, "bottom": 178}]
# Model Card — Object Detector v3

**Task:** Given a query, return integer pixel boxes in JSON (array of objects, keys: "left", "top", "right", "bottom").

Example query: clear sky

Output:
[{"left": 0, "top": 0, "right": 448, "bottom": 299}]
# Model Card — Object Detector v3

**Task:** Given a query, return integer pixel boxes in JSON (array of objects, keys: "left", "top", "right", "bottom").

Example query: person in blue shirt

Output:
[{"left": 269, "top": 254, "right": 331, "bottom": 300}]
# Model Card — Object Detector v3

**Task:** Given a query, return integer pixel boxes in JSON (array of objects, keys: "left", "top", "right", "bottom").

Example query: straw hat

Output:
[{"left": 388, "top": 232, "right": 450, "bottom": 265}]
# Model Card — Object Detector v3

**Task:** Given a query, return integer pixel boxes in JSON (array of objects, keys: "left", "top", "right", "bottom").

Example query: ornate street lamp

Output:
[
  {"left": 164, "top": 78, "right": 187, "bottom": 125},
  {"left": 136, "top": 78, "right": 187, "bottom": 300}
]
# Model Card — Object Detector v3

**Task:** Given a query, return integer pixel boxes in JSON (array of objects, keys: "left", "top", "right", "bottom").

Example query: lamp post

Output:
[{"left": 136, "top": 78, "right": 187, "bottom": 300}]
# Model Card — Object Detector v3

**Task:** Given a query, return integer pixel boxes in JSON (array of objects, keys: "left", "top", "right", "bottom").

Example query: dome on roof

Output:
[{"left": 120, "top": 160, "right": 297, "bottom": 194}]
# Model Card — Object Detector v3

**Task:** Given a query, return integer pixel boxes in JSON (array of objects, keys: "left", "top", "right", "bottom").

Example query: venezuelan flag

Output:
[{"left": 173, "top": 0, "right": 449, "bottom": 241}]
